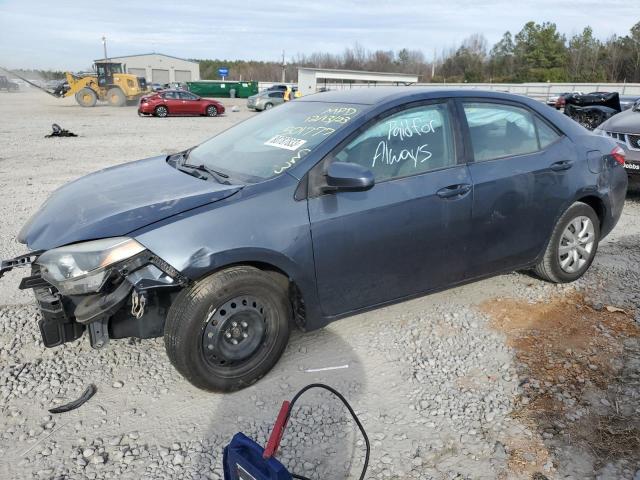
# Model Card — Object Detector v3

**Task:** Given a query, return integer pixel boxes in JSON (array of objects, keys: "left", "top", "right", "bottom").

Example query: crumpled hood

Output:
[{"left": 19, "top": 156, "right": 241, "bottom": 250}]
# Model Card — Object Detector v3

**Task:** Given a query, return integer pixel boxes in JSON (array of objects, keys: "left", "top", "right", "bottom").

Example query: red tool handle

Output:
[{"left": 263, "top": 400, "right": 291, "bottom": 459}]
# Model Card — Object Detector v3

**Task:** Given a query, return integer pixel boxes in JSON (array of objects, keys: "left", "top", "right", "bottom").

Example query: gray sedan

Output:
[
  {"left": 595, "top": 100, "right": 640, "bottom": 185},
  {"left": 247, "top": 90, "right": 285, "bottom": 111}
]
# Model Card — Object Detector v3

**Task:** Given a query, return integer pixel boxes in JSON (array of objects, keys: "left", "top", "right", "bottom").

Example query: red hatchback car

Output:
[{"left": 138, "top": 90, "right": 225, "bottom": 118}]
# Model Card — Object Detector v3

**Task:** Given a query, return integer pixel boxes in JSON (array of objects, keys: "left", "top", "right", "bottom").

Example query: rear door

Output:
[
  {"left": 457, "top": 99, "right": 574, "bottom": 277},
  {"left": 161, "top": 91, "right": 182, "bottom": 114},
  {"left": 307, "top": 100, "right": 473, "bottom": 316}
]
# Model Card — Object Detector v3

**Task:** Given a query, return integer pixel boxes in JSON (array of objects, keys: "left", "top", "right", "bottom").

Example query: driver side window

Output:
[{"left": 334, "top": 103, "right": 456, "bottom": 182}]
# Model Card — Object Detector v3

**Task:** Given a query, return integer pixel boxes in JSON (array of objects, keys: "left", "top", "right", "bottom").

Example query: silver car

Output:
[
  {"left": 247, "top": 90, "right": 285, "bottom": 111},
  {"left": 595, "top": 99, "right": 640, "bottom": 185}
]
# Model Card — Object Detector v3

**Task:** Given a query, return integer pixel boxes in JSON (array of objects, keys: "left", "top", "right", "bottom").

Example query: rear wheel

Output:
[
  {"left": 155, "top": 105, "right": 168, "bottom": 117},
  {"left": 533, "top": 202, "right": 600, "bottom": 283},
  {"left": 75, "top": 88, "right": 97, "bottom": 107},
  {"left": 206, "top": 105, "right": 218, "bottom": 117},
  {"left": 164, "top": 266, "right": 291, "bottom": 391},
  {"left": 106, "top": 88, "right": 126, "bottom": 107}
]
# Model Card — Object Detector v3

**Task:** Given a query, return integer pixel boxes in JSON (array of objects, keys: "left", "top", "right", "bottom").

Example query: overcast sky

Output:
[{"left": 0, "top": 0, "right": 638, "bottom": 71}]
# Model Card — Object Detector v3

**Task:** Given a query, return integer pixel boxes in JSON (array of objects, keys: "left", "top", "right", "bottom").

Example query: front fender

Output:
[{"left": 131, "top": 175, "right": 327, "bottom": 331}]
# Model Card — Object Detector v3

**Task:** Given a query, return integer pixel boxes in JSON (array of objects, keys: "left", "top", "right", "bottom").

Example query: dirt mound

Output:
[{"left": 482, "top": 293, "right": 640, "bottom": 476}]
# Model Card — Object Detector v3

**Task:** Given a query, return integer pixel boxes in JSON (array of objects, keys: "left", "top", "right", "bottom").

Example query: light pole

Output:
[{"left": 102, "top": 36, "right": 108, "bottom": 61}]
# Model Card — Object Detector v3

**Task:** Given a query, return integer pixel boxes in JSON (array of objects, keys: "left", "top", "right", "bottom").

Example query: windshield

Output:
[{"left": 187, "top": 101, "right": 364, "bottom": 182}]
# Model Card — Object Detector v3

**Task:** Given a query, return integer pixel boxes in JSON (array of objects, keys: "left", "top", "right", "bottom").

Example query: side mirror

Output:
[{"left": 324, "top": 162, "right": 375, "bottom": 192}]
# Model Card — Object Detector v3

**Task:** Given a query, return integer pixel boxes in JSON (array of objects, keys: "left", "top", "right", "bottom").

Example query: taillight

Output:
[{"left": 611, "top": 145, "right": 626, "bottom": 165}]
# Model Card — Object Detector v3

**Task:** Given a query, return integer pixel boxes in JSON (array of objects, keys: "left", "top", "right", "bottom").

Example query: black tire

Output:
[
  {"left": 75, "top": 88, "right": 97, "bottom": 107},
  {"left": 263, "top": 102, "right": 273, "bottom": 110},
  {"left": 164, "top": 266, "right": 291, "bottom": 392},
  {"left": 155, "top": 105, "right": 168, "bottom": 117},
  {"left": 106, "top": 87, "right": 126, "bottom": 107},
  {"left": 533, "top": 202, "right": 600, "bottom": 283},
  {"left": 206, "top": 105, "right": 218, "bottom": 117}
]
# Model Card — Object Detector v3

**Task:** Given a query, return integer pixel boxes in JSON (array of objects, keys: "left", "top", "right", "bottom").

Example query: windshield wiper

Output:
[{"left": 182, "top": 162, "right": 231, "bottom": 185}]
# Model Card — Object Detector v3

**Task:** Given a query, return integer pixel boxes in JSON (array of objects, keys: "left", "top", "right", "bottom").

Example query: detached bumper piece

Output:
[
  {"left": 34, "top": 285, "right": 85, "bottom": 347},
  {"left": 0, "top": 251, "right": 42, "bottom": 279}
]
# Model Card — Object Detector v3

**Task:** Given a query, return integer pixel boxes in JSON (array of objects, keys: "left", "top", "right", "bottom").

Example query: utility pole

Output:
[
  {"left": 102, "top": 35, "right": 108, "bottom": 61},
  {"left": 281, "top": 50, "right": 286, "bottom": 84},
  {"left": 431, "top": 48, "right": 436, "bottom": 81}
]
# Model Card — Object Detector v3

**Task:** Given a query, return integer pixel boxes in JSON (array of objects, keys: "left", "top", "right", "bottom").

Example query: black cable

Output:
[{"left": 284, "top": 383, "right": 370, "bottom": 480}]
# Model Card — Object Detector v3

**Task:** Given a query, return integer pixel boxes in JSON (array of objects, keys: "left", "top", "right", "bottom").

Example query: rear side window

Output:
[
  {"left": 334, "top": 103, "right": 456, "bottom": 182},
  {"left": 269, "top": 92, "right": 284, "bottom": 98},
  {"left": 463, "top": 102, "right": 557, "bottom": 162},
  {"left": 535, "top": 117, "right": 561, "bottom": 148},
  {"left": 163, "top": 91, "right": 178, "bottom": 99}
]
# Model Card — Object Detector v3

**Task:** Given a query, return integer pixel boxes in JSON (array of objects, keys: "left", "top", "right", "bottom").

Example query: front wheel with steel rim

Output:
[
  {"left": 164, "top": 266, "right": 291, "bottom": 392},
  {"left": 533, "top": 202, "right": 600, "bottom": 283}
]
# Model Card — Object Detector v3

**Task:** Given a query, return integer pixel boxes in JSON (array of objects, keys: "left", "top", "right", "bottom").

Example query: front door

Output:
[
  {"left": 307, "top": 101, "right": 473, "bottom": 316},
  {"left": 178, "top": 91, "right": 201, "bottom": 114},
  {"left": 458, "top": 99, "right": 574, "bottom": 277}
]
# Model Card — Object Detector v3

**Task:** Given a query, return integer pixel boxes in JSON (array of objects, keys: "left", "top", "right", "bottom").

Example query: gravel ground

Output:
[{"left": 0, "top": 89, "right": 639, "bottom": 480}]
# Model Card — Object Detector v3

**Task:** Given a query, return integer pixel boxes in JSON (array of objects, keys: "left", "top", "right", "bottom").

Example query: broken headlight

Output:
[{"left": 36, "top": 237, "right": 145, "bottom": 295}]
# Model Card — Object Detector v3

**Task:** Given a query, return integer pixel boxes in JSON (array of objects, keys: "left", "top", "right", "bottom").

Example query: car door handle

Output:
[
  {"left": 436, "top": 183, "right": 472, "bottom": 199},
  {"left": 550, "top": 160, "right": 573, "bottom": 171}
]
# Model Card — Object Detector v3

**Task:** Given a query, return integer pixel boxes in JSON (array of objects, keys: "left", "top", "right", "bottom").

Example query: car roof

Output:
[{"left": 297, "top": 86, "right": 533, "bottom": 105}]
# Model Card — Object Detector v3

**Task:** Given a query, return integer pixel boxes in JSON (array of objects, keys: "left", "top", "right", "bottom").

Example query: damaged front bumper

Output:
[{"left": 2, "top": 250, "right": 187, "bottom": 349}]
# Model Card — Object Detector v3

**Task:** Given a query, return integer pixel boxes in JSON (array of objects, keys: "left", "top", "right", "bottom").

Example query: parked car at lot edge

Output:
[
  {"left": 594, "top": 99, "right": 640, "bottom": 185},
  {"left": 247, "top": 90, "right": 285, "bottom": 111},
  {"left": 547, "top": 91, "right": 582, "bottom": 110},
  {"left": 1, "top": 88, "right": 627, "bottom": 392},
  {"left": 150, "top": 83, "right": 164, "bottom": 92},
  {"left": 0, "top": 75, "right": 19, "bottom": 91},
  {"left": 553, "top": 91, "right": 583, "bottom": 109},
  {"left": 138, "top": 89, "right": 225, "bottom": 117},
  {"left": 620, "top": 95, "right": 640, "bottom": 111}
]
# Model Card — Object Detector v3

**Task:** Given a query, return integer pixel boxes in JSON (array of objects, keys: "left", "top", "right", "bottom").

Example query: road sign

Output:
[{"left": 218, "top": 67, "right": 229, "bottom": 78}]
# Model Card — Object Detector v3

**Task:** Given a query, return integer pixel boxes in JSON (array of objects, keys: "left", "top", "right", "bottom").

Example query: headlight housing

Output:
[{"left": 36, "top": 237, "right": 145, "bottom": 295}]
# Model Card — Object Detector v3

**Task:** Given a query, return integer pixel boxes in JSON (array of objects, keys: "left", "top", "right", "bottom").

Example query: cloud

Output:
[{"left": 0, "top": 0, "right": 637, "bottom": 70}]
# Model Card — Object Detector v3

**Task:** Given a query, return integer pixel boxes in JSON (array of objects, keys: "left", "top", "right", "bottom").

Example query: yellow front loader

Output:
[
  {"left": 1, "top": 62, "right": 148, "bottom": 107},
  {"left": 54, "top": 61, "right": 148, "bottom": 107}
]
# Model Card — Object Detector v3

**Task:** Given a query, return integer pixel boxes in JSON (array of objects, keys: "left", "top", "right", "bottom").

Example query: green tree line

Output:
[{"left": 195, "top": 20, "right": 640, "bottom": 84}]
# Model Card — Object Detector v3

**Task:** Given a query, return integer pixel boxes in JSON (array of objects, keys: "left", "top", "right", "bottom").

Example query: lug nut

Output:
[
  {"left": 225, "top": 332, "right": 232, "bottom": 338},
  {"left": 207, "top": 344, "right": 213, "bottom": 350},
  {"left": 241, "top": 321, "right": 248, "bottom": 328},
  {"left": 231, "top": 321, "right": 238, "bottom": 328},
  {"left": 231, "top": 339, "right": 238, "bottom": 345},
  {"left": 242, "top": 332, "right": 248, "bottom": 338},
  {"left": 207, "top": 332, "right": 213, "bottom": 338}
]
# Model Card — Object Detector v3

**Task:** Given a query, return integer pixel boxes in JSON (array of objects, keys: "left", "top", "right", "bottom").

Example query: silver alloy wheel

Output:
[{"left": 558, "top": 215, "right": 595, "bottom": 273}]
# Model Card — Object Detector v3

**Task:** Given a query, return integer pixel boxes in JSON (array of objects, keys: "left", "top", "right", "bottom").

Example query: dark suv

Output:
[{"left": 1, "top": 88, "right": 627, "bottom": 392}]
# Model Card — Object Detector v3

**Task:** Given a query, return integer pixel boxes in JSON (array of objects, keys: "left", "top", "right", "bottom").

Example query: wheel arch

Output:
[
  {"left": 575, "top": 194, "right": 606, "bottom": 227},
  {"left": 533, "top": 191, "right": 608, "bottom": 266},
  {"left": 181, "top": 249, "right": 323, "bottom": 332}
]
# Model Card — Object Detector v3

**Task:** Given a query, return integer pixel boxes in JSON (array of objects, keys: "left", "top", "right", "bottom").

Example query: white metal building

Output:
[
  {"left": 99, "top": 53, "right": 200, "bottom": 84},
  {"left": 297, "top": 67, "right": 419, "bottom": 95}
]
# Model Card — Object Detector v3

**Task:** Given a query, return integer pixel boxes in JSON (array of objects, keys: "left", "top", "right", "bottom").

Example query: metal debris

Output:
[{"left": 45, "top": 123, "right": 77, "bottom": 138}]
